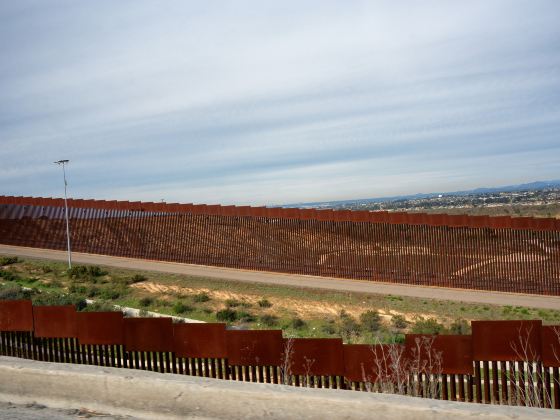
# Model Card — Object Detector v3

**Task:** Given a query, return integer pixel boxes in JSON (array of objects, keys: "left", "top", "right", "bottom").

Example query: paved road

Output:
[
  {"left": 1, "top": 245, "right": 560, "bottom": 310},
  {"left": 0, "top": 401, "right": 133, "bottom": 420}
]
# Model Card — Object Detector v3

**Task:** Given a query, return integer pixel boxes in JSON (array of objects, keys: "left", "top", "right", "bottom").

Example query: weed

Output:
[
  {"left": 0, "top": 256, "right": 19, "bottom": 266},
  {"left": 216, "top": 308, "right": 238, "bottom": 322},
  {"left": 173, "top": 301, "right": 193, "bottom": 314},
  {"left": 360, "top": 310, "right": 382, "bottom": 333},
  {"left": 260, "top": 314, "right": 278, "bottom": 326},
  {"left": 291, "top": 317, "right": 306, "bottom": 329},
  {"left": 391, "top": 314, "right": 408, "bottom": 329},
  {"left": 258, "top": 298, "right": 272, "bottom": 308},
  {"left": 139, "top": 297, "right": 154, "bottom": 307},
  {"left": 225, "top": 299, "right": 241, "bottom": 307},
  {"left": 193, "top": 292, "right": 210, "bottom": 303}
]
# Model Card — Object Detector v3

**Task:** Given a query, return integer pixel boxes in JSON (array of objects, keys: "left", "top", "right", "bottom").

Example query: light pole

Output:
[{"left": 54, "top": 159, "right": 72, "bottom": 269}]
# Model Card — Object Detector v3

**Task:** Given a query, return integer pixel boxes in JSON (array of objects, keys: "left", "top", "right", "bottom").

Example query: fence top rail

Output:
[{"left": 0, "top": 195, "right": 558, "bottom": 232}]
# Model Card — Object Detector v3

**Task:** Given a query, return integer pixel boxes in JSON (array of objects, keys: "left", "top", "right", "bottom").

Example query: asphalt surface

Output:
[
  {"left": 1, "top": 244, "right": 559, "bottom": 310},
  {"left": 0, "top": 402, "right": 133, "bottom": 419}
]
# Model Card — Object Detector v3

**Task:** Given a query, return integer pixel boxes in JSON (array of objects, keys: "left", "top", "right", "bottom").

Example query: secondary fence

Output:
[
  {"left": 1, "top": 300, "right": 559, "bottom": 409},
  {"left": 1, "top": 196, "right": 559, "bottom": 295}
]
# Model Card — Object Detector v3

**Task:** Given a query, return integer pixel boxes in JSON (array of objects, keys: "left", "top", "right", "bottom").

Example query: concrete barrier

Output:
[{"left": 0, "top": 356, "right": 555, "bottom": 420}]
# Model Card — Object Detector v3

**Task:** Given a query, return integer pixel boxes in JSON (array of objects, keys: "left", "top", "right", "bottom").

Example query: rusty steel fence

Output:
[
  {"left": 0, "top": 195, "right": 559, "bottom": 295},
  {"left": 1, "top": 300, "right": 560, "bottom": 409}
]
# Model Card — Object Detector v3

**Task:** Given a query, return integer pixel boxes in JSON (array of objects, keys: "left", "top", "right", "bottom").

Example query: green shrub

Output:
[
  {"left": 193, "top": 292, "right": 210, "bottom": 303},
  {"left": 32, "top": 293, "right": 87, "bottom": 311},
  {"left": 411, "top": 317, "right": 445, "bottom": 335},
  {"left": 40, "top": 265, "right": 53, "bottom": 274},
  {"left": 216, "top": 308, "right": 238, "bottom": 322},
  {"left": 237, "top": 311, "right": 255, "bottom": 323},
  {"left": 67, "top": 265, "right": 107, "bottom": 280},
  {"left": 69, "top": 284, "right": 87, "bottom": 294},
  {"left": 0, "top": 256, "right": 19, "bottom": 266},
  {"left": 449, "top": 319, "right": 471, "bottom": 335},
  {"left": 0, "top": 284, "right": 31, "bottom": 300},
  {"left": 340, "top": 313, "right": 360, "bottom": 337},
  {"left": 260, "top": 314, "right": 278, "bottom": 326},
  {"left": 360, "top": 310, "right": 382, "bottom": 333},
  {"left": 87, "top": 287, "right": 100, "bottom": 298},
  {"left": 139, "top": 297, "right": 153, "bottom": 307},
  {"left": 321, "top": 320, "right": 337, "bottom": 335},
  {"left": 0, "top": 269, "right": 18, "bottom": 281},
  {"left": 173, "top": 301, "right": 193, "bottom": 314},
  {"left": 290, "top": 317, "right": 306, "bottom": 329},
  {"left": 129, "top": 274, "right": 147, "bottom": 284},
  {"left": 391, "top": 314, "right": 408, "bottom": 329},
  {"left": 99, "top": 288, "right": 121, "bottom": 300},
  {"left": 83, "top": 301, "right": 119, "bottom": 312},
  {"left": 258, "top": 298, "right": 272, "bottom": 308}
]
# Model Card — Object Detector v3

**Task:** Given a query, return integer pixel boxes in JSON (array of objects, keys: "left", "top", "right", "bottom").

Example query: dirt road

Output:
[{"left": 1, "top": 245, "right": 559, "bottom": 310}]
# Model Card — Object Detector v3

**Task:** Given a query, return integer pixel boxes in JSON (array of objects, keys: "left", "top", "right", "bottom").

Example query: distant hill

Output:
[{"left": 285, "top": 179, "right": 560, "bottom": 208}]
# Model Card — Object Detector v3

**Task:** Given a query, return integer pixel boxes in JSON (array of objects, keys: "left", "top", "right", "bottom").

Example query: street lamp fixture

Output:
[{"left": 54, "top": 159, "right": 72, "bottom": 269}]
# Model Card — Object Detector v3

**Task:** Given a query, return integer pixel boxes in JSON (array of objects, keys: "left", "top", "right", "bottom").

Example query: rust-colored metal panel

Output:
[
  {"left": 511, "top": 217, "right": 532, "bottom": 230},
  {"left": 541, "top": 326, "right": 560, "bottom": 367},
  {"left": 123, "top": 317, "right": 173, "bottom": 352},
  {"left": 405, "top": 334, "right": 473, "bottom": 374},
  {"left": 226, "top": 330, "right": 283, "bottom": 366},
  {"left": 33, "top": 305, "right": 78, "bottom": 338},
  {"left": 288, "top": 338, "right": 344, "bottom": 376},
  {"left": 343, "top": 344, "right": 401, "bottom": 382},
  {"left": 76, "top": 312, "right": 124, "bottom": 345},
  {"left": 0, "top": 300, "right": 34, "bottom": 331},
  {"left": 472, "top": 320, "right": 542, "bottom": 361},
  {"left": 173, "top": 323, "right": 227, "bottom": 358}
]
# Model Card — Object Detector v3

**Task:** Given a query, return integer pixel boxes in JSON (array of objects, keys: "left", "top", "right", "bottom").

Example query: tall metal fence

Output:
[
  {"left": 0, "top": 300, "right": 559, "bottom": 409},
  {"left": 1, "top": 196, "right": 559, "bottom": 295}
]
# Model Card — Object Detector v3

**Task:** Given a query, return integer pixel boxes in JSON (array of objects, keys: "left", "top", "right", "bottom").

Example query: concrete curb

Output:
[{"left": 0, "top": 357, "right": 556, "bottom": 420}]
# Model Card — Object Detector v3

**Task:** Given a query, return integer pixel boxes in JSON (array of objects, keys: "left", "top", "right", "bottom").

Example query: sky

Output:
[{"left": 1, "top": 1, "right": 559, "bottom": 205}]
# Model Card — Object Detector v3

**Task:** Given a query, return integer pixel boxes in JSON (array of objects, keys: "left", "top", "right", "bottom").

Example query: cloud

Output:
[{"left": 1, "top": 0, "right": 559, "bottom": 204}]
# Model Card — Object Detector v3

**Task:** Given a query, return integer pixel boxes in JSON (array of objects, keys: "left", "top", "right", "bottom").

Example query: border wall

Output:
[{"left": 0, "top": 195, "right": 559, "bottom": 295}]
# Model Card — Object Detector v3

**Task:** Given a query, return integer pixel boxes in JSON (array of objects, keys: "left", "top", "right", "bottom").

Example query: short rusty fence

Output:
[{"left": 1, "top": 300, "right": 560, "bottom": 409}]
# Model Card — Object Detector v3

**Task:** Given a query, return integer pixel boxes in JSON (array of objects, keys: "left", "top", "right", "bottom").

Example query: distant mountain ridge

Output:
[{"left": 285, "top": 179, "right": 560, "bottom": 208}]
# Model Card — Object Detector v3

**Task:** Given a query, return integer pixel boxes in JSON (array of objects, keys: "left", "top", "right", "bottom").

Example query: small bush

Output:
[
  {"left": 69, "top": 284, "right": 87, "bottom": 294},
  {"left": 87, "top": 287, "right": 100, "bottom": 298},
  {"left": 40, "top": 265, "right": 53, "bottom": 274},
  {"left": 32, "top": 293, "right": 87, "bottom": 311},
  {"left": 0, "top": 256, "right": 19, "bottom": 266},
  {"left": 360, "top": 310, "right": 382, "bottom": 333},
  {"left": 260, "top": 314, "right": 278, "bottom": 326},
  {"left": 0, "top": 284, "right": 31, "bottom": 300},
  {"left": 216, "top": 308, "right": 238, "bottom": 322},
  {"left": 322, "top": 320, "right": 337, "bottom": 335},
  {"left": 193, "top": 292, "right": 210, "bottom": 303},
  {"left": 225, "top": 299, "right": 241, "bottom": 307},
  {"left": 237, "top": 311, "right": 255, "bottom": 323},
  {"left": 391, "top": 314, "right": 408, "bottom": 329},
  {"left": 290, "top": 317, "right": 306, "bottom": 329},
  {"left": 258, "top": 298, "right": 272, "bottom": 308},
  {"left": 83, "top": 301, "right": 119, "bottom": 312},
  {"left": 67, "top": 265, "right": 107, "bottom": 280},
  {"left": 173, "top": 301, "right": 193, "bottom": 314},
  {"left": 129, "top": 274, "right": 147, "bottom": 284},
  {"left": 411, "top": 317, "right": 445, "bottom": 335},
  {"left": 340, "top": 313, "right": 361, "bottom": 338},
  {"left": 139, "top": 297, "right": 154, "bottom": 307},
  {"left": 99, "top": 288, "right": 121, "bottom": 300},
  {"left": 449, "top": 319, "right": 471, "bottom": 335},
  {"left": 0, "top": 269, "right": 18, "bottom": 281}
]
